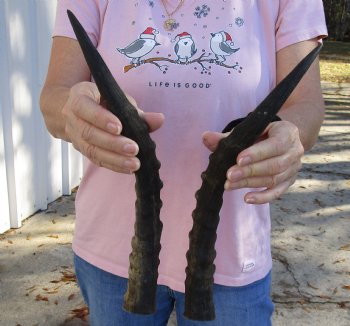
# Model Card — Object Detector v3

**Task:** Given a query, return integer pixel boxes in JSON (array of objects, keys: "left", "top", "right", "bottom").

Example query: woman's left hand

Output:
[{"left": 202, "top": 120, "right": 304, "bottom": 204}]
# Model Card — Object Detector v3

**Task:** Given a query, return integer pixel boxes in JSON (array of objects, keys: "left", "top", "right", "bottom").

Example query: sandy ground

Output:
[{"left": 0, "top": 82, "right": 349, "bottom": 326}]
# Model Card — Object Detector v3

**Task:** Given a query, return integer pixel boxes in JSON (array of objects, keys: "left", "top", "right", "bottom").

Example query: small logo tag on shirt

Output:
[{"left": 242, "top": 260, "right": 255, "bottom": 273}]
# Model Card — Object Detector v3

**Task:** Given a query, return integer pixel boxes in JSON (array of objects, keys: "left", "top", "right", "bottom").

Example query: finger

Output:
[
  {"left": 237, "top": 123, "right": 302, "bottom": 166},
  {"left": 227, "top": 152, "right": 302, "bottom": 180},
  {"left": 202, "top": 131, "right": 228, "bottom": 152},
  {"left": 124, "top": 93, "right": 165, "bottom": 132},
  {"left": 243, "top": 176, "right": 297, "bottom": 205},
  {"left": 225, "top": 164, "right": 299, "bottom": 191},
  {"left": 237, "top": 136, "right": 287, "bottom": 167},
  {"left": 70, "top": 94, "right": 122, "bottom": 135},
  {"left": 76, "top": 119, "right": 139, "bottom": 156},
  {"left": 77, "top": 139, "right": 141, "bottom": 173},
  {"left": 140, "top": 112, "right": 165, "bottom": 132}
]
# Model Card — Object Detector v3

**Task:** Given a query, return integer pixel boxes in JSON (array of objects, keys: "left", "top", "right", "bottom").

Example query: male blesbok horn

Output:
[
  {"left": 184, "top": 44, "right": 322, "bottom": 321},
  {"left": 67, "top": 10, "right": 163, "bottom": 314}
]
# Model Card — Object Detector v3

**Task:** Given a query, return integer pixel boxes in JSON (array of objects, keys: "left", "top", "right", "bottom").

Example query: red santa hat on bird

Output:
[
  {"left": 175, "top": 32, "right": 193, "bottom": 40},
  {"left": 140, "top": 27, "right": 159, "bottom": 39},
  {"left": 220, "top": 31, "right": 234, "bottom": 46}
]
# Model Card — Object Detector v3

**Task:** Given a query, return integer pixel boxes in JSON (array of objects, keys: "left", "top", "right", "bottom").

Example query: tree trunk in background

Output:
[{"left": 323, "top": 0, "right": 350, "bottom": 41}]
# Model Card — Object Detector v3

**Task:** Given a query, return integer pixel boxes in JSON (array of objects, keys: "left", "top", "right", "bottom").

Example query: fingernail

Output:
[
  {"left": 123, "top": 143, "right": 139, "bottom": 155},
  {"left": 245, "top": 196, "right": 256, "bottom": 204},
  {"left": 238, "top": 157, "right": 252, "bottom": 166},
  {"left": 107, "top": 122, "right": 121, "bottom": 134},
  {"left": 124, "top": 159, "right": 139, "bottom": 170},
  {"left": 228, "top": 170, "right": 243, "bottom": 181},
  {"left": 202, "top": 133, "right": 210, "bottom": 145}
]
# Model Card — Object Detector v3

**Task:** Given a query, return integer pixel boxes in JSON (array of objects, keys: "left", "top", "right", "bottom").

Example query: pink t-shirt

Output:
[{"left": 54, "top": 0, "right": 327, "bottom": 291}]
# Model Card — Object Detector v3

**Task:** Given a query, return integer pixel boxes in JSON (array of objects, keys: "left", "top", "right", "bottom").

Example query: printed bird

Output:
[
  {"left": 117, "top": 27, "right": 160, "bottom": 64},
  {"left": 210, "top": 31, "right": 239, "bottom": 63},
  {"left": 174, "top": 32, "right": 197, "bottom": 63}
]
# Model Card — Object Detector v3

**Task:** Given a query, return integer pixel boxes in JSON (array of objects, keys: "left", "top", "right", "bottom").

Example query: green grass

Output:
[{"left": 320, "top": 41, "right": 350, "bottom": 83}]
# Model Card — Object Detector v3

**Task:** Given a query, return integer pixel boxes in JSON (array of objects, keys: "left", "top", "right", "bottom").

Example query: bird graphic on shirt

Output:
[
  {"left": 210, "top": 31, "right": 239, "bottom": 63},
  {"left": 117, "top": 27, "right": 160, "bottom": 64},
  {"left": 174, "top": 32, "right": 197, "bottom": 63}
]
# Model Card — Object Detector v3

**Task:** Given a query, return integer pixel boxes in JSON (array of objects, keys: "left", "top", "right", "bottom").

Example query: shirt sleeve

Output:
[
  {"left": 53, "top": 0, "right": 107, "bottom": 46},
  {"left": 275, "top": 0, "right": 328, "bottom": 52}
]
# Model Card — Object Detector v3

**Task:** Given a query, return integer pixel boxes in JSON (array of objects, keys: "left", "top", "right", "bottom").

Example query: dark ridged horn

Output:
[
  {"left": 67, "top": 10, "right": 163, "bottom": 314},
  {"left": 184, "top": 44, "right": 322, "bottom": 321}
]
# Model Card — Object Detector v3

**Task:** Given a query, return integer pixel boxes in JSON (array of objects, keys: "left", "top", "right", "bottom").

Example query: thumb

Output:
[
  {"left": 139, "top": 111, "right": 165, "bottom": 132},
  {"left": 202, "top": 131, "right": 228, "bottom": 152},
  {"left": 124, "top": 93, "right": 165, "bottom": 132}
]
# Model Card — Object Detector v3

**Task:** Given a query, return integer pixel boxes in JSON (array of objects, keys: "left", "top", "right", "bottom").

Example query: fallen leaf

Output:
[
  {"left": 314, "top": 198, "right": 325, "bottom": 207},
  {"left": 317, "top": 295, "right": 332, "bottom": 300},
  {"left": 312, "top": 230, "right": 326, "bottom": 236},
  {"left": 26, "top": 286, "right": 37, "bottom": 295},
  {"left": 66, "top": 306, "right": 89, "bottom": 322},
  {"left": 333, "top": 259, "right": 346, "bottom": 264},
  {"left": 280, "top": 207, "right": 291, "bottom": 213},
  {"left": 68, "top": 293, "right": 75, "bottom": 301},
  {"left": 307, "top": 281, "right": 319, "bottom": 290},
  {"left": 46, "top": 290, "right": 59, "bottom": 294},
  {"left": 50, "top": 270, "right": 77, "bottom": 284},
  {"left": 51, "top": 219, "right": 56, "bottom": 224},
  {"left": 47, "top": 235, "right": 59, "bottom": 239},
  {"left": 35, "top": 294, "right": 49, "bottom": 302},
  {"left": 45, "top": 209, "right": 57, "bottom": 214},
  {"left": 61, "top": 271, "right": 76, "bottom": 282},
  {"left": 339, "top": 244, "right": 350, "bottom": 251},
  {"left": 26, "top": 234, "right": 32, "bottom": 240},
  {"left": 7, "top": 240, "right": 13, "bottom": 244},
  {"left": 338, "top": 302, "right": 347, "bottom": 309},
  {"left": 342, "top": 285, "right": 350, "bottom": 290}
]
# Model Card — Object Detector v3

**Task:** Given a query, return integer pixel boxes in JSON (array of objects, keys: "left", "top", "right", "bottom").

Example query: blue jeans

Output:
[{"left": 74, "top": 254, "right": 274, "bottom": 326}]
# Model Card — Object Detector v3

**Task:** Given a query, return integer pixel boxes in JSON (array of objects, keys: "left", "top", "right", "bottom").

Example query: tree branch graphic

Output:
[{"left": 123, "top": 53, "right": 242, "bottom": 74}]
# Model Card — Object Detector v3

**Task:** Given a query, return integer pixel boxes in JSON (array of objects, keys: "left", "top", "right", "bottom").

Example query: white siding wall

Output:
[{"left": 0, "top": 0, "right": 82, "bottom": 233}]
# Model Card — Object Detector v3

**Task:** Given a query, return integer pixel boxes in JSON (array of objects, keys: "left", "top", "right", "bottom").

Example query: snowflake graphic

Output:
[
  {"left": 194, "top": 5, "right": 210, "bottom": 18},
  {"left": 235, "top": 17, "right": 244, "bottom": 27},
  {"left": 148, "top": 0, "right": 154, "bottom": 7}
]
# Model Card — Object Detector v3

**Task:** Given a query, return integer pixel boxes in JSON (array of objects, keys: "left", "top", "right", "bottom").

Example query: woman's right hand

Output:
[{"left": 63, "top": 81, "right": 164, "bottom": 173}]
